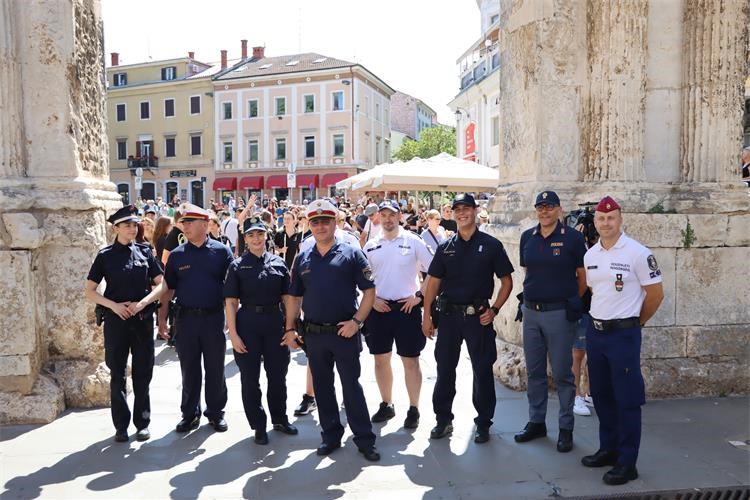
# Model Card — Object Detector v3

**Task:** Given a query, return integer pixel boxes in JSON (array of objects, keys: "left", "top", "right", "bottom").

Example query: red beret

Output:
[{"left": 595, "top": 196, "right": 621, "bottom": 213}]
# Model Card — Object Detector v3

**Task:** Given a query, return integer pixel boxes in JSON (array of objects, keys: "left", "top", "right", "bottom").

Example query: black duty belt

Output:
[
  {"left": 244, "top": 304, "right": 281, "bottom": 314},
  {"left": 178, "top": 305, "right": 223, "bottom": 316},
  {"left": 525, "top": 300, "right": 567, "bottom": 312},
  {"left": 441, "top": 301, "right": 488, "bottom": 316},
  {"left": 591, "top": 317, "right": 640, "bottom": 331},
  {"left": 304, "top": 321, "right": 341, "bottom": 335},
  {"left": 383, "top": 299, "right": 420, "bottom": 312}
]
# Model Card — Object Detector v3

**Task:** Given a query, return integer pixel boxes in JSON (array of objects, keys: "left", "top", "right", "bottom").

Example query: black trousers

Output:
[
  {"left": 233, "top": 310, "right": 290, "bottom": 430},
  {"left": 103, "top": 312, "right": 154, "bottom": 432},
  {"left": 175, "top": 311, "right": 227, "bottom": 421}
]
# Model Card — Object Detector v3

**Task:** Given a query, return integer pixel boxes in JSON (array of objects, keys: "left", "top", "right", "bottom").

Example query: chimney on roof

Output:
[
  {"left": 241, "top": 40, "right": 248, "bottom": 59},
  {"left": 188, "top": 51, "right": 195, "bottom": 59},
  {"left": 220, "top": 50, "right": 227, "bottom": 69},
  {"left": 110, "top": 52, "right": 119, "bottom": 66},
  {"left": 252, "top": 46, "right": 265, "bottom": 59}
]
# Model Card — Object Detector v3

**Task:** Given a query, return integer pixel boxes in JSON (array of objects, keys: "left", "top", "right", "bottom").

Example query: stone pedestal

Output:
[
  {"left": 490, "top": 0, "right": 749, "bottom": 397},
  {"left": 0, "top": 0, "right": 123, "bottom": 423}
]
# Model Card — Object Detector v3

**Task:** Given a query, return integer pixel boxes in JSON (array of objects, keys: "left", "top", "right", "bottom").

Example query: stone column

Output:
[{"left": 0, "top": 0, "right": 122, "bottom": 424}]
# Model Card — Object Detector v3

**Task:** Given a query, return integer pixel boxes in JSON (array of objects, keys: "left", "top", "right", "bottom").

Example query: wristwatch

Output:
[
  {"left": 415, "top": 291, "right": 424, "bottom": 299},
  {"left": 490, "top": 306, "right": 500, "bottom": 315},
  {"left": 352, "top": 317, "right": 364, "bottom": 329}
]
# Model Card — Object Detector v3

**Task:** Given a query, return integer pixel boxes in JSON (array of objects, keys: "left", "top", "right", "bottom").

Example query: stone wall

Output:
[
  {"left": 490, "top": 0, "right": 750, "bottom": 398},
  {"left": 0, "top": 0, "right": 122, "bottom": 424}
]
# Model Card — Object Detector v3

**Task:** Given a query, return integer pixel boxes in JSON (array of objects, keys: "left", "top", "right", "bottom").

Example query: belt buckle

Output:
[
  {"left": 593, "top": 320, "right": 603, "bottom": 330},
  {"left": 466, "top": 305, "right": 476, "bottom": 316}
]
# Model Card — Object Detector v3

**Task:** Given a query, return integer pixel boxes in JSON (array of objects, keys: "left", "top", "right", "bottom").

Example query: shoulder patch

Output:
[{"left": 647, "top": 254, "right": 659, "bottom": 271}]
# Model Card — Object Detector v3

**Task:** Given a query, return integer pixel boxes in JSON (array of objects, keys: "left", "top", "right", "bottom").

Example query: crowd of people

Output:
[{"left": 85, "top": 189, "right": 663, "bottom": 487}]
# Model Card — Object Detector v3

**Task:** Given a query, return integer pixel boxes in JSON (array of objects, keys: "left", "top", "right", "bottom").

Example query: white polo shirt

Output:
[
  {"left": 299, "top": 227, "right": 359, "bottom": 252},
  {"left": 585, "top": 232, "right": 662, "bottom": 320},
  {"left": 363, "top": 228, "right": 433, "bottom": 300}
]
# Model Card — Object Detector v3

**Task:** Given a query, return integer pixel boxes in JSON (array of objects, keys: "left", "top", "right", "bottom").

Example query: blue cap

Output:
[
  {"left": 108, "top": 205, "right": 140, "bottom": 225},
  {"left": 451, "top": 193, "right": 477, "bottom": 208},
  {"left": 243, "top": 215, "right": 267, "bottom": 234},
  {"left": 534, "top": 191, "right": 560, "bottom": 207},
  {"left": 378, "top": 199, "right": 400, "bottom": 213}
]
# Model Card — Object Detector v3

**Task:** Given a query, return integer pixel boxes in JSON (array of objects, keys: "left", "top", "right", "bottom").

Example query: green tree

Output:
[{"left": 393, "top": 126, "right": 456, "bottom": 161}]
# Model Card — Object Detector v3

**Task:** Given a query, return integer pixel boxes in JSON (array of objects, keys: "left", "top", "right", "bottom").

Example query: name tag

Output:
[
  {"left": 178, "top": 265, "right": 191, "bottom": 271},
  {"left": 550, "top": 242, "right": 564, "bottom": 247},
  {"left": 587, "top": 265, "right": 598, "bottom": 269}
]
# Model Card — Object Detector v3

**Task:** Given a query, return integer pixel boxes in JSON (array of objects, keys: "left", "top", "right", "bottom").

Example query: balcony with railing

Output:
[
  {"left": 458, "top": 45, "right": 499, "bottom": 92},
  {"left": 126, "top": 155, "right": 159, "bottom": 170}
]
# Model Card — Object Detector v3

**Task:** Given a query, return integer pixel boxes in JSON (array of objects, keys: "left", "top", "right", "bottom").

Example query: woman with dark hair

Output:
[
  {"left": 152, "top": 216, "right": 173, "bottom": 263},
  {"left": 274, "top": 211, "right": 302, "bottom": 269}
]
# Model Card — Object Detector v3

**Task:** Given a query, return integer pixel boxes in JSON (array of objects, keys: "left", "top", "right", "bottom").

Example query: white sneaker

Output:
[
  {"left": 574, "top": 396, "right": 591, "bottom": 416},
  {"left": 583, "top": 395, "right": 594, "bottom": 406}
]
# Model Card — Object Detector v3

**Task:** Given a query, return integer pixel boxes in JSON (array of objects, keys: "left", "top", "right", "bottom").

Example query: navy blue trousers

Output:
[
  {"left": 586, "top": 322, "right": 645, "bottom": 466},
  {"left": 233, "top": 310, "right": 290, "bottom": 430},
  {"left": 432, "top": 312, "right": 497, "bottom": 428},
  {"left": 104, "top": 312, "right": 154, "bottom": 432},
  {"left": 175, "top": 311, "right": 228, "bottom": 421},
  {"left": 306, "top": 332, "right": 375, "bottom": 449}
]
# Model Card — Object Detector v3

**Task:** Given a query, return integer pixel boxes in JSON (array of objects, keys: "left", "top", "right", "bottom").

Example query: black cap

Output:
[
  {"left": 243, "top": 216, "right": 268, "bottom": 234},
  {"left": 451, "top": 193, "right": 477, "bottom": 209},
  {"left": 108, "top": 205, "right": 140, "bottom": 225},
  {"left": 534, "top": 191, "right": 560, "bottom": 207},
  {"left": 378, "top": 199, "right": 400, "bottom": 213}
]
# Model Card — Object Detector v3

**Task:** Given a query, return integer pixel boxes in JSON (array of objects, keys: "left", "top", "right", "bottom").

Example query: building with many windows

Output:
[
  {"left": 211, "top": 50, "right": 395, "bottom": 203},
  {"left": 448, "top": 0, "right": 500, "bottom": 168},
  {"left": 390, "top": 91, "right": 437, "bottom": 142},
  {"left": 105, "top": 51, "right": 220, "bottom": 207}
]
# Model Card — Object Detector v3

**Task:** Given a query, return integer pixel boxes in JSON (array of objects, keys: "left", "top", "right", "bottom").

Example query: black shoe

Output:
[
  {"left": 209, "top": 418, "right": 228, "bottom": 432},
  {"left": 316, "top": 442, "right": 341, "bottom": 456},
  {"left": 557, "top": 429, "right": 573, "bottom": 452},
  {"left": 254, "top": 430, "right": 269, "bottom": 445},
  {"left": 273, "top": 422, "right": 299, "bottom": 435},
  {"left": 474, "top": 427, "right": 490, "bottom": 444},
  {"left": 603, "top": 464, "right": 638, "bottom": 485},
  {"left": 294, "top": 394, "right": 316, "bottom": 416},
  {"left": 114, "top": 431, "right": 129, "bottom": 442},
  {"left": 581, "top": 449, "right": 619, "bottom": 468},
  {"left": 403, "top": 406, "right": 420, "bottom": 429},
  {"left": 514, "top": 422, "right": 547, "bottom": 443},
  {"left": 371, "top": 402, "right": 396, "bottom": 423},
  {"left": 135, "top": 428, "right": 151, "bottom": 441},
  {"left": 358, "top": 446, "right": 381, "bottom": 462},
  {"left": 175, "top": 415, "right": 200, "bottom": 433},
  {"left": 430, "top": 422, "right": 453, "bottom": 439}
]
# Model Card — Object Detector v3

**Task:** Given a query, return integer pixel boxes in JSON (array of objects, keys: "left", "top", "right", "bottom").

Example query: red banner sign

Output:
[{"left": 464, "top": 122, "right": 476, "bottom": 157}]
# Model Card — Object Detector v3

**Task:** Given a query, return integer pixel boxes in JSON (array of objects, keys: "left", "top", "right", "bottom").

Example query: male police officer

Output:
[
  {"left": 581, "top": 196, "right": 663, "bottom": 485},
  {"left": 515, "top": 191, "right": 587, "bottom": 452},
  {"left": 422, "top": 194, "right": 514, "bottom": 443},
  {"left": 158, "top": 203, "right": 234, "bottom": 433},
  {"left": 283, "top": 199, "right": 380, "bottom": 461},
  {"left": 363, "top": 199, "right": 434, "bottom": 429}
]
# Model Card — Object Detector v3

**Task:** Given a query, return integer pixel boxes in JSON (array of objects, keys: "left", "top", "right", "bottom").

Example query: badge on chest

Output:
[{"left": 614, "top": 273, "right": 624, "bottom": 292}]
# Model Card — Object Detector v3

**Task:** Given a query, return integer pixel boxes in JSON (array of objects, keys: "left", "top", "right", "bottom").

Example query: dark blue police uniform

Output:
[
  {"left": 87, "top": 211, "right": 163, "bottom": 436},
  {"left": 223, "top": 250, "right": 292, "bottom": 432},
  {"left": 164, "top": 236, "right": 233, "bottom": 425},
  {"left": 289, "top": 241, "right": 377, "bottom": 450},
  {"left": 428, "top": 228, "right": 514, "bottom": 429}
]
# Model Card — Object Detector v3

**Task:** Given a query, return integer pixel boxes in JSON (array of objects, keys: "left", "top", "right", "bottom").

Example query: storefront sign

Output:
[
  {"left": 170, "top": 169, "right": 197, "bottom": 178},
  {"left": 464, "top": 122, "right": 476, "bottom": 156}
]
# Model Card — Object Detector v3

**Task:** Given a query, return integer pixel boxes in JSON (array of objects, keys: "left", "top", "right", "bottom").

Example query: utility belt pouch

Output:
[
  {"left": 95, "top": 305, "right": 106, "bottom": 326},
  {"left": 431, "top": 296, "right": 443, "bottom": 329}
]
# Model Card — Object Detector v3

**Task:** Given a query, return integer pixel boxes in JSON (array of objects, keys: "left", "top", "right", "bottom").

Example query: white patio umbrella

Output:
[{"left": 334, "top": 161, "right": 403, "bottom": 191}]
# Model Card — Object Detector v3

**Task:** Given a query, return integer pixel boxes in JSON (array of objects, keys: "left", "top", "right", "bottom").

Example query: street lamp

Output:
[{"left": 455, "top": 107, "right": 470, "bottom": 122}]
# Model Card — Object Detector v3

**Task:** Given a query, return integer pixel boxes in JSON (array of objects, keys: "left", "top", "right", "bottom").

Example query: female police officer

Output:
[
  {"left": 84, "top": 205, "right": 163, "bottom": 443},
  {"left": 224, "top": 216, "right": 298, "bottom": 445}
]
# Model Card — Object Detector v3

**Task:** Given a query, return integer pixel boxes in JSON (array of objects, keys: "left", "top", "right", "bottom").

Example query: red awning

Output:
[
  {"left": 321, "top": 173, "right": 349, "bottom": 187},
  {"left": 266, "top": 175, "right": 287, "bottom": 189},
  {"left": 296, "top": 174, "right": 319, "bottom": 188},
  {"left": 238, "top": 176, "right": 264, "bottom": 190},
  {"left": 212, "top": 177, "right": 237, "bottom": 191}
]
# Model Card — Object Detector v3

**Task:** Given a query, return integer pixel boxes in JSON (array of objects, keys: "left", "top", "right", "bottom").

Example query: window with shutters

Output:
[
  {"left": 165, "top": 137, "right": 176, "bottom": 157},
  {"left": 139, "top": 101, "right": 150, "bottom": 120},
  {"left": 164, "top": 98, "right": 175, "bottom": 117},
  {"left": 161, "top": 66, "right": 176, "bottom": 81},
  {"left": 116, "top": 140, "right": 127, "bottom": 160},
  {"left": 190, "top": 134, "right": 202, "bottom": 156},
  {"left": 189, "top": 95, "right": 201, "bottom": 115},
  {"left": 116, "top": 103, "right": 126, "bottom": 122}
]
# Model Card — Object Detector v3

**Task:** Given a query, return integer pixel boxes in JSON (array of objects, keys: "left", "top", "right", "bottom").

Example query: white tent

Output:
[{"left": 344, "top": 152, "right": 499, "bottom": 192}]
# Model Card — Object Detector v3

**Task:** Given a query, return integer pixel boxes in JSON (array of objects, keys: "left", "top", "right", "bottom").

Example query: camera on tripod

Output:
[{"left": 564, "top": 202, "right": 599, "bottom": 247}]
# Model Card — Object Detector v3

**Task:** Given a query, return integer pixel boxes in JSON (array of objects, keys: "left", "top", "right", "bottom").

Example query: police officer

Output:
[
  {"left": 514, "top": 191, "right": 587, "bottom": 453},
  {"left": 157, "top": 203, "right": 234, "bottom": 433},
  {"left": 422, "top": 194, "right": 514, "bottom": 444},
  {"left": 581, "top": 196, "right": 664, "bottom": 485},
  {"left": 282, "top": 199, "right": 380, "bottom": 461},
  {"left": 363, "top": 199, "right": 434, "bottom": 429},
  {"left": 84, "top": 205, "right": 163, "bottom": 442},
  {"left": 224, "top": 216, "right": 298, "bottom": 445}
]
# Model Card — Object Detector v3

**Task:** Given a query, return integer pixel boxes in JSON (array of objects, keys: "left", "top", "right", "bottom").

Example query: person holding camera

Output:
[
  {"left": 84, "top": 205, "right": 163, "bottom": 443},
  {"left": 514, "top": 191, "right": 587, "bottom": 453}
]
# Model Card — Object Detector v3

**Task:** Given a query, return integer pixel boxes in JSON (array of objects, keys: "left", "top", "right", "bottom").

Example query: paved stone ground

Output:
[{"left": 2, "top": 338, "right": 748, "bottom": 499}]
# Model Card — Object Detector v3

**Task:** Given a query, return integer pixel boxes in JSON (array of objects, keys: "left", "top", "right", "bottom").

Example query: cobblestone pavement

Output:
[{"left": 2, "top": 338, "right": 748, "bottom": 499}]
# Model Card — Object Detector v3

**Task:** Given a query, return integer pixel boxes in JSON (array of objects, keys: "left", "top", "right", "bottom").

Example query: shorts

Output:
[
  {"left": 365, "top": 305, "right": 426, "bottom": 358},
  {"left": 573, "top": 313, "right": 590, "bottom": 350}
]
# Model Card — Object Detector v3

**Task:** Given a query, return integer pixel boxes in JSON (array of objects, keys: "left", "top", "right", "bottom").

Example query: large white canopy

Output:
[{"left": 337, "top": 153, "right": 499, "bottom": 193}]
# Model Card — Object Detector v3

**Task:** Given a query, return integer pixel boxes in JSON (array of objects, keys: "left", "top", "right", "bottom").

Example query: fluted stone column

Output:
[{"left": 0, "top": 0, "right": 122, "bottom": 424}]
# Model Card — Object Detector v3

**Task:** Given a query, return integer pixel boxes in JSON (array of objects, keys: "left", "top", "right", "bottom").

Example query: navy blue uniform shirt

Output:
[
  {"left": 289, "top": 241, "right": 375, "bottom": 323},
  {"left": 428, "top": 229, "right": 514, "bottom": 304},
  {"left": 164, "top": 237, "right": 234, "bottom": 309},
  {"left": 87, "top": 240, "right": 163, "bottom": 302},
  {"left": 519, "top": 221, "right": 586, "bottom": 302},
  {"left": 223, "top": 251, "right": 290, "bottom": 305}
]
